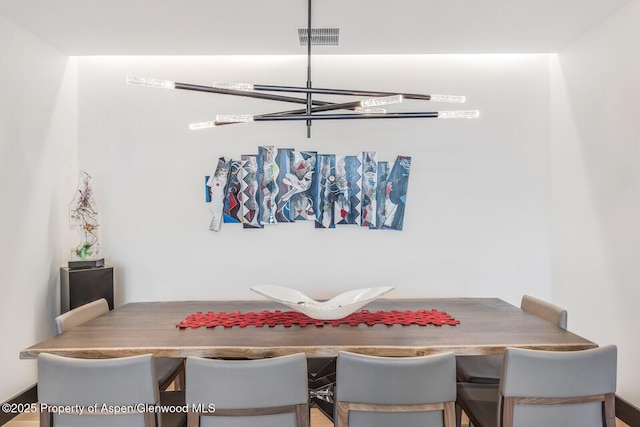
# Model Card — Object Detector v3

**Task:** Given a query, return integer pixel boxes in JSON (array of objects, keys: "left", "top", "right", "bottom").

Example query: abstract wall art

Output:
[
  {"left": 287, "top": 150, "right": 316, "bottom": 222},
  {"left": 360, "top": 151, "right": 378, "bottom": 228},
  {"left": 205, "top": 147, "right": 411, "bottom": 232},
  {"left": 223, "top": 159, "right": 244, "bottom": 224},
  {"left": 206, "top": 157, "right": 232, "bottom": 232},
  {"left": 240, "top": 154, "right": 260, "bottom": 228}
]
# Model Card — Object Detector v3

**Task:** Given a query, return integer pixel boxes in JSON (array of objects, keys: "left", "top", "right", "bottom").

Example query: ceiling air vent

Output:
[{"left": 297, "top": 28, "right": 339, "bottom": 46}]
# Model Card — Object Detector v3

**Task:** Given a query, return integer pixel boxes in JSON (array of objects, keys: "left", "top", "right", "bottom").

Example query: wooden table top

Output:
[{"left": 20, "top": 298, "right": 597, "bottom": 359}]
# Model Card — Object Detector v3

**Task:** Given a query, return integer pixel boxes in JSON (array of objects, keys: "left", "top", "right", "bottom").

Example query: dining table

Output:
[
  {"left": 20, "top": 297, "right": 599, "bottom": 422},
  {"left": 20, "top": 297, "right": 596, "bottom": 360}
]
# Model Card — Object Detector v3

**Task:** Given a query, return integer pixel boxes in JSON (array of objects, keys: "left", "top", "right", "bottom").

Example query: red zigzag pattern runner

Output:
[{"left": 177, "top": 309, "right": 460, "bottom": 329}]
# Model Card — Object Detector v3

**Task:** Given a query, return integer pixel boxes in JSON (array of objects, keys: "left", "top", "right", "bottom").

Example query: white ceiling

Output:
[{"left": 0, "top": 0, "right": 632, "bottom": 55}]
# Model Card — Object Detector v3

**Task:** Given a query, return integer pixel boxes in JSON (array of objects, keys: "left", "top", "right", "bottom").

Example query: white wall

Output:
[
  {"left": 77, "top": 54, "right": 552, "bottom": 306},
  {"left": 0, "top": 16, "right": 78, "bottom": 401},
  {"left": 551, "top": 0, "right": 640, "bottom": 405},
  {"left": 2, "top": 1, "right": 637, "bottom": 408}
]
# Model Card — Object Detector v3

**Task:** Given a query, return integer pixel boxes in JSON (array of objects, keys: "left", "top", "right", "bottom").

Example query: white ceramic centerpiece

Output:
[{"left": 250, "top": 285, "right": 395, "bottom": 320}]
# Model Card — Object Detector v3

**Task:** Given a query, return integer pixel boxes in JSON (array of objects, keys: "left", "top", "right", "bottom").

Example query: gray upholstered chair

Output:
[
  {"left": 54, "top": 298, "right": 185, "bottom": 391},
  {"left": 54, "top": 298, "right": 110, "bottom": 334},
  {"left": 335, "top": 351, "right": 457, "bottom": 427},
  {"left": 456, "top": 295, "right": 568, "bottom": 384},
  {"left": 38, "top": 353, "right": 186, "bottom": 427},
  {"left": 185, "top": 353, "right": 309, "bottom": 427},
  {"left": 456, "top": 345, "right": 617, "bottom": 427}
]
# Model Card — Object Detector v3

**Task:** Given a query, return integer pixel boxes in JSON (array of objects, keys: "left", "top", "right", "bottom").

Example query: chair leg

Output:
[
  {"left": 187, "top": 411, "right": 200, "bottom": 427},
  {"left": 444, "top": 402, "right": 457, "bottom": 427},
  {"left": 336, "top": 402, "right": 349, "bottom": 427},
  {"left": 604, "top": 393, "right": 616, "bottom": 427},
  {"left": 143, "top": 412, "right": 156, "bottom": 427},
  {"left": 455, "top": 403, "right": 462, "bottom": 427},
  {"left": 40, "top": 411, "right": 53, "bottom": 427},
  {"left": 296, "top": 403, "right": 310, "bottom": 427}
]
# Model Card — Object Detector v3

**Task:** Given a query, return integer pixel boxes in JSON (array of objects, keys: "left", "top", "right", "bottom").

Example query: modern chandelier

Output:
[{"left": 127, "top": 0, "right": 479, "bottom": 138}]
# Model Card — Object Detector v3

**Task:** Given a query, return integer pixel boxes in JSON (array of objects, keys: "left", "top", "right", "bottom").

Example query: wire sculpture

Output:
[{"left": 69, "top": 171, "right": 100, "bottom": 260}]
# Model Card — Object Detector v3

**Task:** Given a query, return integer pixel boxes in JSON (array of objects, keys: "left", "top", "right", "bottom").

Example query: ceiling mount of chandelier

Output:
[{"left": 127, "top": 0, "right": 479, "bottom": 138}]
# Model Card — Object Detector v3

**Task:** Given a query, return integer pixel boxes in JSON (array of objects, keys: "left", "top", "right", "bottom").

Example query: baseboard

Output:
[
  {"left": 0, "top": 384, "right": 37, "bottom": 426},
  {"left": 616, "top": 395, "right": 640, "bottom": 426}
]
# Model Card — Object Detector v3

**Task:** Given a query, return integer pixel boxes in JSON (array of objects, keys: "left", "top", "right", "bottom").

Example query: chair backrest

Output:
[
  {"left": 38, "top": 353, "right": 160, "bottom": 427},
  {"left": 55, "top": 298, "right": 109, "bottom": 335},
  {"left": 499, "top": 345, "right": 617, "bottom": 427},
  {"left": 520, "top": 295, "right": 567, "bottom": 329},
  {"left": 185, "top": 353, "right": 309, "bottom": 427},
  {"left": 335, "top": 351, "right": 457, "bottom": 427}
]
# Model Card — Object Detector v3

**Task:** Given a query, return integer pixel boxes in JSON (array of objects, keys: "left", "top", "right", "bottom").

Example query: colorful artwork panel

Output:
[
  {"left": 258, "top": 146, "right": 279, "bottom": 225},
  {"left": 334, "top": 155, "right": 362, "bottom": 225},
  {"left": 375, "top": 161, "right": 389, "bottom": 229},
  {"left": 223, "top": 160, "right": 244, "bottom": 223},
  {"left": 204, "top": 176, "right": 212, "bottom": 203},
  {"left": 207, "top": 157, "right": 231, "bottom": 232},
  {"left": 361, "top": 151, "right": 378, "bottom": 227},
  {"left": 288, "top": 151, "right": 317, "bottom": 221},
  {"left": 345, "top": 155, "right": 362, "bottom": 225},
  {"left": 334, "top": 155, "right": 349, "bottom": 225},
  {"left": 382, "top": 156, "right": 411, "bottom": 231},
  {"left": 275, "top": 148, "right": 293, "bottom": 223},
  {"left": 315, "top": 154, "right": 335, "bottom": 229},
  {"left": 240, "top": 155, "right": 261, "bottom": 229}
]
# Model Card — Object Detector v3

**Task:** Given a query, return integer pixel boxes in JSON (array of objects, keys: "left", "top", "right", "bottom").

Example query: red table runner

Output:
[{"left": 177, "top": 309, "right": 460, "bottom": 328}]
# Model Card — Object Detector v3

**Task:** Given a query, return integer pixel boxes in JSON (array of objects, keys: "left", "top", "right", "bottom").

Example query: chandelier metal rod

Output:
[
  {"left": 176, "top": 81, "right": 370, "bottom": 117},
  {"left": 254, "top": 112, "right": 439, "bottom": 121},
  {"left": 305, "top": 0, "right": 313, "bottom": 137},
  {"left": 177, "top": 81, "right": 421, "bottom": 107},
  {"left": 213, "top": 109, "right": 477, "bottom": 126},
  {"left": 253, "top": 84, "right": 432, "bottom": 101},
  {"left": 258, "top": 101, "right": 362, "bottom": 116},
  {"left": 174, "top": 82, "right": 314, "bottom": 105},
  {"left": 211, "top": 100, "right": 364, "bottom": 126},
  {"left": 177, "top": 81, "right": 418, "bottom": 107}
]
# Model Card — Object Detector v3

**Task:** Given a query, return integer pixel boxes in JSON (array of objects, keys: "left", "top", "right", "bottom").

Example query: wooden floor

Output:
[{"left": 3, "top": 407, "right": 629, "bottom": 426}]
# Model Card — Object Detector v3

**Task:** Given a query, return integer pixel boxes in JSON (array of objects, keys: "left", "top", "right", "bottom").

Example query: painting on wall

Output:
[
  {"left": 287, "top": 150, "right": 316, "bottom": 221},
  {"left": 360, "top": 151, "right": 378, "bottom": 228},
  {"left": 381, "top": 155, "right": 411, "bottom": 230},
  {"left": 240, "top": 154, "right": 261, "bottom": 229},
  {"left": 315, "top": 154, "right": 335, "bottom": 229},
  {"left": 334, "top": 155, "right": 362, "bottom": 225},
  {"left": 275, "top": 148, "right": 294, "bottom": 223},
  {"left": 375, "top": 161, "right": 389, "bottom": 228},
  {"left": 205, "top": 147, "right": 411, "bottom": 232},
  {"left": 258, "top": 145, "right": 278, "bottom": 225},
  {"left": 206, "top": 157, "right": 231, "bottom": 232},
  {"left": 223, "top": 159, "right": 244, "bottom": 224}
]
